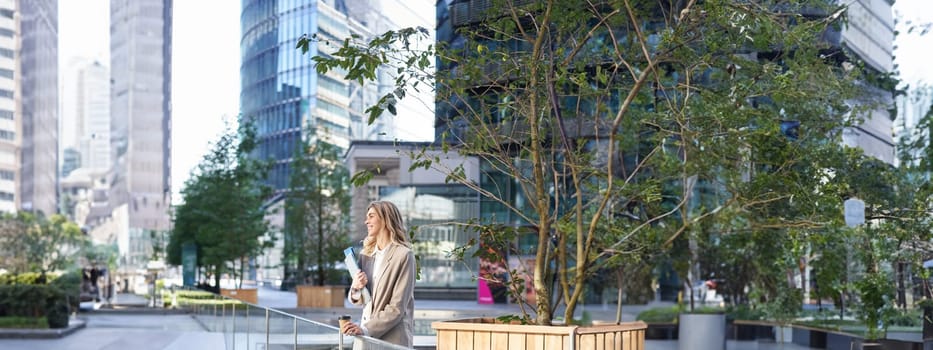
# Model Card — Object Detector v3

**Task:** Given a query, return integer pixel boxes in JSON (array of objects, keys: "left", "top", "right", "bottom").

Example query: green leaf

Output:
[{"left": 351, "top": 170, "right": 375, "bottom": 187}]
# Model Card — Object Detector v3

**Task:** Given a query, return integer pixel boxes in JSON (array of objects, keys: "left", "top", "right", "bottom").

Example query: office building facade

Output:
[
  {"left": 0, "top": 0, "right": 60, "bottom": 215},
  {"left": 19, "top": 0, "right": 58, "bottom": 215},
  {"left": 836, "top": 0, "right": 896, "bottom": 165},
  {"left": 66, "top": 59, "right": 111, "bottom": 172},
  {"left": 110, "top": 0, "right": 173, "bottom": 268},
  {"left": 0, "top": 0, "right": 18, "bottom": 213},
  {"left": 240, "top": 0, "right": 428, "bottom": 192}
]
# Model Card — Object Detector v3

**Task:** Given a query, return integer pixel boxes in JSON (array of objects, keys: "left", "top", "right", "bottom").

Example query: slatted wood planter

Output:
[
  {"left": 220, "top": 288, "right": 258, "bottom": 304},
  {"left": 431, "top": 318, "right": 646, "bottom": 350},
  {"left": 296, "top": 285, "right": 346, "bottom": 308}
]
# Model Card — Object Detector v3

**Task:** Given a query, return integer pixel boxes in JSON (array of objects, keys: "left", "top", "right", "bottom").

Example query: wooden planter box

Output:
[
  {"left": 431, "top": 318, "right": 646, "bottom": 350},
  {"left": 296, "top": 285, "right": 346, "bottom": 308},
  {"left": 220, "top": 288, "right": 258, "bottom": 304}
]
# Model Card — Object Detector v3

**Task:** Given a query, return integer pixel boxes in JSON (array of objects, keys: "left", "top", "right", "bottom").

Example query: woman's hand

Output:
[
  {"left": 341, "top": 321, "right": 363, "bottom": 336},
  {"left": 351, "top": 271, "right": 368, "bottom": 291}
]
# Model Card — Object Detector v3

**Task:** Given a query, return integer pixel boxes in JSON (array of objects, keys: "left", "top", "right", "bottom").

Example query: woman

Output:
[{"left": 341, "top": 201, "right": 415, "bottom": 348}]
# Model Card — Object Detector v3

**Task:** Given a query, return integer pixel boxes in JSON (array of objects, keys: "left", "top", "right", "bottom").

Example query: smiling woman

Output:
[{"left": 342, "top": 201, "right": 416, "bottom": 349}]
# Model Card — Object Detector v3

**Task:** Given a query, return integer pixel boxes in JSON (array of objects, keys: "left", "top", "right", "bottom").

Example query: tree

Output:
[
  {"left": 304, "top": 0, "right": 882, "bottom": 325},
  {"left": 0, "top": 213, "right": 84, "bottom": 278},
  {"left": 283, "top": 134, "right": 352, "bottom": 286},
  {"left": 167, "top": 120, "right": 273, "bottom": 289}
]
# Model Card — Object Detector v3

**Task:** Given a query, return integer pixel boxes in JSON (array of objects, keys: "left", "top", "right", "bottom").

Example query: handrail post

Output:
[
  {"left": 293, "top": 317, "right": 298, "bottom": 350},
  {"left": 265, "top": 309, "right": 270, "bottom": 349},
  {"left": 231, "top": 303, "right": 236, "bottom": 350}
]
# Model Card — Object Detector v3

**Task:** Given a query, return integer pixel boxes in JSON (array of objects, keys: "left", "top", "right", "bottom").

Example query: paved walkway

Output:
[{"left": 0, "top": 314, "right": 223, "bottom": 350}]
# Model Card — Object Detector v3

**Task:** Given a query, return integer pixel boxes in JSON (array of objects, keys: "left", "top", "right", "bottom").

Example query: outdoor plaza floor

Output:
[{"left": 0, "top": 287, "right": 822, "bottom": 350}]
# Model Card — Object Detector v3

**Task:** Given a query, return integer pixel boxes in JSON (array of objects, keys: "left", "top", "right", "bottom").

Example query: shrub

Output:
[
  {"left": 887, "top": 308, "right": 922, "bottom": 327},
  {"left": 45, "top": 300, "right": 69, "bottom": 329},
  {"left": 49, "top": 271, "right": 81, "bottom": 311},
  {"left": 726, "top": 305, "right": 766, "bottom": 321},
  {"left": 0, "top": 284, "right": 69, "bottom": 328},
  {"left": 0, "top": 316, "right": 48, "bottom": 329},
  {"left": 175, "top": 290, "right": 216, "bottom": 300},
  {"left": 0, "top": 273, "right": 46, "bottom": 285},
  {"left": 636, "top": 306, "right": 681, "bottom": 323}
]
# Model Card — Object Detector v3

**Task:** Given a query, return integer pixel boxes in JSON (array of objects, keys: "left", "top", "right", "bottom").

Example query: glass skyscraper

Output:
[{"left": 241, "top": 0, "right": 412, "bottom": 191}]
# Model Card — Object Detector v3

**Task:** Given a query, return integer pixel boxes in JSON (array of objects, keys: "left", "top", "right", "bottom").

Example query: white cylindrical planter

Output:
[{"left": 678, "top": 313, "right": 726, "bottom": 350}]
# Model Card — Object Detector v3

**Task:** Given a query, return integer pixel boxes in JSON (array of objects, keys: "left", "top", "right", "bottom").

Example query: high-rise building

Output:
[
  {"left": 109, "top": 0, "right": 173, "bottom": 267},
  {"left": 0, "top": 1, "right": 19, "bottom": 213},
  {"left": 0, "top": 0, "right": 60, "bottom": 215},
  {"left": 76, "top": 60, "right": 111, "bottom": 171},
  {"left": 240, "top": 0, "right": 431, "bottom": 191},
  {"left": 19, "top": 0, "right": 59, "bottom": 215},
  {"left": 836, "top": 0, "right": 896, "bottom": 165},
  {"left": 61, "top": 58, "right": 111, "bottom": 175}
]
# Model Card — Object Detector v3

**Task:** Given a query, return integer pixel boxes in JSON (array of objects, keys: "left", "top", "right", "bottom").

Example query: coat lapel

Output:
[{"left": 374, "top": 243, "right": 396, "bottom": 299}]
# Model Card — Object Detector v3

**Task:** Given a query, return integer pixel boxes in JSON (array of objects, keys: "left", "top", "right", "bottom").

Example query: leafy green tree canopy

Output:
[
  {"left": 167, "top": 120, "right": 273, "bottom": 289},
  {"left": 304, "top": 0, "right": 884, "bottom": 324}
]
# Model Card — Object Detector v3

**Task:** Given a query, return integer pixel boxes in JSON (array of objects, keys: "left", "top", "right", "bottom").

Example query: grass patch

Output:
[{"left": 0, "top": 316, "right": 49, "bottom": 329}]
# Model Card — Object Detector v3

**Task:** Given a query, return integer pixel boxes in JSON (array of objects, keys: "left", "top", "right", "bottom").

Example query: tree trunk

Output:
[
  {"left": 895, "top": 261, "right": 906, "bottom": 309},
  {"left": 213, "top": 267, "right": 221, "bottom": 292},
  {"left": 316, "top": 170, "right": 325, "bottom": 286}
]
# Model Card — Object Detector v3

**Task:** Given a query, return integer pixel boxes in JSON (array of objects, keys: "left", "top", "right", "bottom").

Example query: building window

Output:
[
  {"left": 0, "top": 191, "right": 13, "bottom": 201},
  {"left": 0, "top": 68, "right": 12, "bottom": 79},
  {"left": 0, "top": 28, "right": 13, "bottom": 38},
  {"left": 0, "top": 9, "right": 12, "bottom": 19},
  {"left": 0, "top": 170, "right": 12, "bottom": 180},
  {"left": 0, "top": 89, "right": 12, "bottom": 99},
  {"left": 0, "top": 48, "right": 12, "bottom": 58},
  {"left": 0, "top": 109, "right": 12, "bottom": 120},
  {"left": 0, "top": 130, "right": 14, "bottom": 140}
]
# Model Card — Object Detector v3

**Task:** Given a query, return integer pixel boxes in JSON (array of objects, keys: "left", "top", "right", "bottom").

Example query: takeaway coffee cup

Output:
[{"left": 338, "top": 315, "right": 351, "bottom": 331}]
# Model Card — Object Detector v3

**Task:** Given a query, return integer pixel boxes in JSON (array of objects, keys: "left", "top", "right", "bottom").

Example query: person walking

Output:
[{"left": 341, "top": 201, "right": 415, "bottom": 348}]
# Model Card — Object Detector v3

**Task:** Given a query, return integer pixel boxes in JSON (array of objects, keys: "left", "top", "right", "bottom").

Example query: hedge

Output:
[{"left": 0, "top": 271, "right": 79, "bottom": 329}]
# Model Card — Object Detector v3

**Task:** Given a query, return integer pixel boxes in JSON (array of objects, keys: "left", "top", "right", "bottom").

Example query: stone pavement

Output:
[{"left": 0, "top": 314, "right": 223, "bottom": 350}]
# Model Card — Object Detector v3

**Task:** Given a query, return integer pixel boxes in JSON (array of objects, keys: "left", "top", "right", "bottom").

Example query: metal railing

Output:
[{"left": 175, "top": 288, "right": 410, "bottom": 350}]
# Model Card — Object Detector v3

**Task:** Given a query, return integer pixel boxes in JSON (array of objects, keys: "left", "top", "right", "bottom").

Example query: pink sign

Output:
[{"left": 477, "top": 279, "right": 494, "bottom": 304}]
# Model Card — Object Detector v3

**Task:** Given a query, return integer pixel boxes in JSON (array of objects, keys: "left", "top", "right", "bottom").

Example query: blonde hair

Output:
[{"left": 362, "top": 201, "right": 411, "bottom": 256}]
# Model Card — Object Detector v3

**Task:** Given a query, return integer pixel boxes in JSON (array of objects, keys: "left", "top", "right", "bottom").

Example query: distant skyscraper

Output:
[
  {"left": 74, "top": 60, "right": 111, "bottom": 171},
  {"left": 110, "top": 0, "right": 172, "bottom": 267},
  {"left": 19, "top": 0, "right": 59, "bottom": 215},
  {"left": 240, "top": 0, "right": 431, "bottom": 191}
]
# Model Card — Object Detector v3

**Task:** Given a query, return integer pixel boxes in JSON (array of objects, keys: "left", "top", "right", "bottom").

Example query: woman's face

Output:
[{"left": 365, "top": 207, "right": 383, "bottom": 238}]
